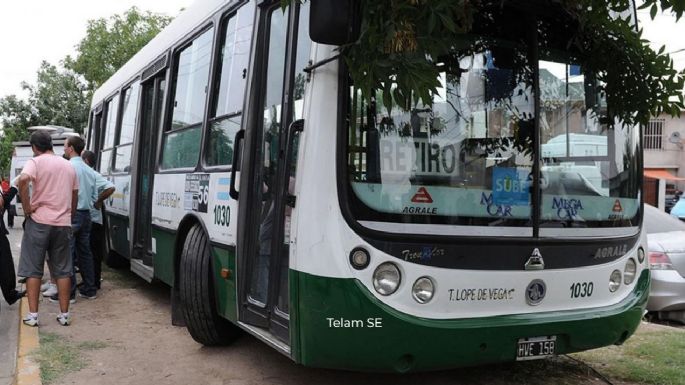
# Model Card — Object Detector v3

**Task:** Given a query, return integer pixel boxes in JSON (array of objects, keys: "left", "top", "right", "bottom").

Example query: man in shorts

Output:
[{"left": 17, "top": 130, "right": 78, "bottom": 327}]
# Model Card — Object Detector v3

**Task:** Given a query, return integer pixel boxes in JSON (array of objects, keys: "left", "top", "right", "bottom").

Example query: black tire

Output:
[
  {"left": 105, "top": 250, "right": 129, "bottom": 269},
  {"left": 179, "top": 224, "right": 241, "bottom": 346}
]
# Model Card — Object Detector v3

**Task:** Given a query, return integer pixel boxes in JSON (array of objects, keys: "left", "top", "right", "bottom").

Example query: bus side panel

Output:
[
  {"left": 211, "top": 245, "right": 238, "bottom": 322},
  {"left": 152, "top": 226, "right": 175, "bottom": 286},
  {"left": 107, "top": 214, "right": 131, "bottom": 259},
  {"left": 293, "top": 269, "right": 649, "bottom": 372}
]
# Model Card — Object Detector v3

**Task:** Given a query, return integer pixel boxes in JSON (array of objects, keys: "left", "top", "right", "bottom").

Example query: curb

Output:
[{"left": 15, "top": 299, "right": 41, "bottom": 385}]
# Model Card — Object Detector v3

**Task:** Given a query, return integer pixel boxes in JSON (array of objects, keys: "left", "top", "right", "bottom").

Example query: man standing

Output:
[
  {"left": 59, "top": 136, "right": 98, "bottom": 301},
  {"left": 81, "top": 150, "right": 115, "bottom": 288},
  {"left": 0, "top": 183, "right": 24, "bottom": 312},
  {"left": 17, "top": 131, "right": 78, "bottom": 326}
]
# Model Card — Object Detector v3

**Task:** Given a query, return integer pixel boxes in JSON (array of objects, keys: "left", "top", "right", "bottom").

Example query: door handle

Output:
[{"left": 230, "top": 129, "right": 245, "bottom": 200}]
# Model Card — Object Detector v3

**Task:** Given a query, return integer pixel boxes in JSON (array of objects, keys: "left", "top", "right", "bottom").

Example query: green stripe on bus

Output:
[
  {"left": 293, "top": 269, "right": 649, "bottom": 372},
  {"left": 211, "top": 245, "right": 238, "bottom": 322},
  {"left": 151, "top": 228, "right": 174, "bottom": 286}
]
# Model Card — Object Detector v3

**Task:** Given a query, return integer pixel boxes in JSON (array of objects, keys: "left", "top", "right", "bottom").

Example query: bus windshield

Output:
[{"left": 345, "top": 13, "right": 640, "bottom": 237}]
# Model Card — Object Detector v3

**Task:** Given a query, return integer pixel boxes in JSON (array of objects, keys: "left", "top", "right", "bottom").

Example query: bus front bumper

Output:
[{"left": 292, "top": 269, "right": 650, "bottom": 372}]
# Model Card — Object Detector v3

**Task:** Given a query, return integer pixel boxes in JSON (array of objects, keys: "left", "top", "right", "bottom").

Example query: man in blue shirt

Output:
[
  {"left": 81, "top": 150, "right": 115, "bottom": 289},
  {"left": 59, "top": 136, "right": 99, "bottom": 300}
]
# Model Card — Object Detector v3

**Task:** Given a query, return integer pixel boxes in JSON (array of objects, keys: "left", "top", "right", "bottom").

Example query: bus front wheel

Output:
[{"left": 179, "top": 224, "right": 240, "bottom": 346}]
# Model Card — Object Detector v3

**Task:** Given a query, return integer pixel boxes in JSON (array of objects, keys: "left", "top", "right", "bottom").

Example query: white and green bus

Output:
[{"left": 87, "top": 0, "right": 648, "bottom": 371}]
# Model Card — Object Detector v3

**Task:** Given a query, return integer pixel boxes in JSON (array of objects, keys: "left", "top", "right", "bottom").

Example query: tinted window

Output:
[
  {"left": 119, "top": 82, "right": 140, "bottom": 144},
  {"left": 170, "top": 28, "right": 214, "bottom": 130},
  {"left": 103, "top": 95, "right": 120, "bottom": 149}
]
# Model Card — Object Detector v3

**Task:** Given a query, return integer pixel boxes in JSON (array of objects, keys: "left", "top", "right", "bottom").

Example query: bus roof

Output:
[{"left": 91, "top": 0, "right": 228, "bottom": 108}]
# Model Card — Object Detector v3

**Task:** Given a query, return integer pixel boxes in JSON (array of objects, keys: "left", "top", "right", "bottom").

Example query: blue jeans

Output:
[{"left": 71, "top": 210, "right": 96, "bottom": 297}]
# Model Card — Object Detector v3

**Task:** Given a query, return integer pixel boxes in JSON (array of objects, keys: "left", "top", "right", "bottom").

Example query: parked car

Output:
[
  {"left": 668, "top": 194, "right": 685, "bottom": 221},
  {"left": 644, "top": 204, "right": 685, "bottom": 323}
]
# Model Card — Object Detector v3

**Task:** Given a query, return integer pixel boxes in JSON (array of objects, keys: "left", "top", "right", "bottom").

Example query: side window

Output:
[
  {"left": 206, "top": 6, "right": 252, "bottom": 167},
  {"left": 100, "top": 95, "right": 120, "bottom": 174},
  {"left": 114, "top": 82, "right": 140, "bottom": 173},
  {"left": 161, "top": 27, "right": 214, "bottom": 169}
]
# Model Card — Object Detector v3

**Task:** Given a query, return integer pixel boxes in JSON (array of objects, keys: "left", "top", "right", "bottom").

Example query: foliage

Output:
[
  {"left": 0, "top": 95, "right": 35, "bottom": 176},
  {"left": 24, "top": 61, "right": 90, "bottom": 132},
  {"left": 285, "top": 0, "right": 685, "bottom": 125},
  {"left": 67, "top": 7, "right": 172, "bottom": 91}
]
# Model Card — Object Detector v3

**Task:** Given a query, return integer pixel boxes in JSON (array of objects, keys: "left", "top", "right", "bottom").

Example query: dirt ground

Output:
[{"left": 28, "top": 264, "right": 660, "bottom": 385}]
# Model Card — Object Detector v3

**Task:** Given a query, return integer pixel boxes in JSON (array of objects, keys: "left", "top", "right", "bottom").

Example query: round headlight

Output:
[
  {"left": 373, "top": 262, "right": 401, "bottom": 296},
  {"left": 349, "top": 248, "right": 370, "bottom": 270},
  {"left": 412, "top": 277, "right": 435, "bottom": 304},
  {"left": 624, "top": 258, "right": 637, "bottom": 285},
  {"left": 637, "top": 247, "right": 645, "bottom": 264},
  {"left": 609, "top": 269, "right": 622, "bottom": 292}
]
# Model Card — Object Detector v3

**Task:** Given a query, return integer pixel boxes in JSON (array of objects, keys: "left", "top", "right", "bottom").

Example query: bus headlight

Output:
[
  {"left": 624, "top": 258, "right": 636, "bottom": 285},
  {"left": 609, "top": 270, "right": 622, "bottom": 292},
  {"left": 412, "top": 277, "right": 435, "bottom": 304},
  {"left": 373, "top": 262, "right": 401, "bottom": 296},
  {"left": 349, "top": 248, "right": 370, "bottom": 270}
]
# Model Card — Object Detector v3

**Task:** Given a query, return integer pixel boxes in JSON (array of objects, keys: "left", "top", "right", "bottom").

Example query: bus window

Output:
[
  {"left": 101, "top": 95, "right": 120, "bottom": 174},
  {"left": 114, "top": 82, "right": 140, "bottom": 173},
  {"left": 161, "top": 27, "right": 214, "bottom": 169},
  {"left": 206, "top": 9, "right": 248, "bottom": 167}
]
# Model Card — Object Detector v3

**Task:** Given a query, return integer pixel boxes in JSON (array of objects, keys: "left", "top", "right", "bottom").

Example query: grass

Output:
[
  {"left": 33, "top": 332, "right": 108, "bottom": 384},
  {"left": 101, "top": 264, "right": 141, "bottom": 288},
  {"left": 572, "top": 325, "right": 685, "bottom": 385}
]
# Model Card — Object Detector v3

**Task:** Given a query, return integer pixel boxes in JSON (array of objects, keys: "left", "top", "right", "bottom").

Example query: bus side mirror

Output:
[{"left": 309, "top": 0, "right": 361, "bottom": 45}]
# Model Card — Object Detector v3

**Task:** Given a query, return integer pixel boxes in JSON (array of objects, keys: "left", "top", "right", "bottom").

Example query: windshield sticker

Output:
[
  {"left": 411, "top": 187, "right": 434, "bottom": 203},
  {"left": 551, "top": 197, "right": 584, "bottom": 220},
  {"left": 351, "top": 182, "right": 638, "bottom": 221},
  {"left": 480, "top": 192, "right": 513, "bottom": 217},
  {"left": 492, "top": 167, "right": 530, "bottom": 206}
]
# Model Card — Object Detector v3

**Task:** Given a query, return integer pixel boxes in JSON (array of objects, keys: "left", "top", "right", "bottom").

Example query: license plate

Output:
[{"left": 516, "top": 336, "right": 556, "bottom": 361}]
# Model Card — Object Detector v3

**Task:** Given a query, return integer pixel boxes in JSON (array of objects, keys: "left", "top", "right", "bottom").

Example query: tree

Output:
[
  {"left": 68, "top": 7, "right": 172, "bottom": 91},
  {"left": 285, "top": 0, "right": 685, "bottom": 125},
  {"left": 24, "top": 61, "right": 90, "bottom": 133},
  {"left": 0, "top": 95, "right": 36, "bottom": 176}
]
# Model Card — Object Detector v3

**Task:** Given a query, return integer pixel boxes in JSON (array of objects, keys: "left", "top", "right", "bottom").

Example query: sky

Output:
[
  {"left": 0, "top": 0, "right": 194, "bottom": 99},
  {"left": 0, "top": 2, "right": 683, "bottom": 100}
]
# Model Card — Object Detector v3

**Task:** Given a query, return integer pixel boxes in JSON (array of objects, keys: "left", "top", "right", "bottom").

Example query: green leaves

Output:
[
  {"left": 68, "top": 7, "right": 172, "bottom": 92},
  {"left": 293, "top": 0, "right": 685, "bottom": 126}
]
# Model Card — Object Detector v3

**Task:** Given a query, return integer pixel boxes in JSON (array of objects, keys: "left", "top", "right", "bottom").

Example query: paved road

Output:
[{"left": 0, "top": 223, "right": 23, "bottom": 385}]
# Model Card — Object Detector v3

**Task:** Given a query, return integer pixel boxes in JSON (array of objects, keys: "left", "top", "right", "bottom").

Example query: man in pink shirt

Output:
[{"left": 17, "top": 131, "right": 79, "bottom": 327}]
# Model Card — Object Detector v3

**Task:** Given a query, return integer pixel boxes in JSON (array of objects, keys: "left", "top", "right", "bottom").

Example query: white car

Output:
[{"left": 644, "top": 204, "right": 685, "bottom": 323}]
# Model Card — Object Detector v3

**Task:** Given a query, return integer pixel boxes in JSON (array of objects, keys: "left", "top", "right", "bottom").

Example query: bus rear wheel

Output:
[{"left": 179, "top": 224, "right": 240, "bottom": 346}]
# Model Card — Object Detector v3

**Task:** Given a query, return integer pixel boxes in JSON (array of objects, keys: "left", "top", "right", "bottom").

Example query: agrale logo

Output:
[{"left": 594, "top": 244, "right": 627, "bottom": 259}]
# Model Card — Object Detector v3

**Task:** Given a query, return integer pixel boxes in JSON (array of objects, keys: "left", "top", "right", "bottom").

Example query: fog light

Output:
[
  {"left": 624, "top": 258, "right": 636, "bottom": 285},
  {"left": 373, "top": 262, "right": 401, "bottom": 296},
  {"left": 637, "top": 247, "right": 645, "bottom": 264},
  {"left": 412, "top": 277, "right": 435, "bottom": 304},
  {"left": 609, "top": 269, "right": 622, "bottom": 292},
  {"left": 349, "top": 248, "right": 370, "bottom": 270}
]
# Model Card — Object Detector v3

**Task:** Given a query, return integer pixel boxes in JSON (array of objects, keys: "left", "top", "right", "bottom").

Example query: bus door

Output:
[
  {"left": 131, "top": 71, "right": 166, "bottom": 271},
  {"left": 237, "top": 2, "right": 310, "bottom": 343}
]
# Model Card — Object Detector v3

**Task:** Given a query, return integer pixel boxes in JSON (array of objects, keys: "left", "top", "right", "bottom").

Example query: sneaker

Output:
[
  {"left": 40, "top": 282, "right": 51, "bottom": 292},
  {"left": 48, "top": 293, "right": 76, "bottom": 304},
  {"left": 42, "top": 284, "right": 58, "bottom": 297},
  {"left": 22, "top": 315, "right": 38, "bottom": 327},
  {"left": 77, "top": 292, "right": 97, "bottom": 300},
  {"left": 56, "top": 314, "right": 71, "bottom": 326}
]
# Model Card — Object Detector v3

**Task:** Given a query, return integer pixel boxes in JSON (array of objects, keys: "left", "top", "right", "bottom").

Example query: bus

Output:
[{"left": 86, "top": 0, "right": 648, "bottom": 372}]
